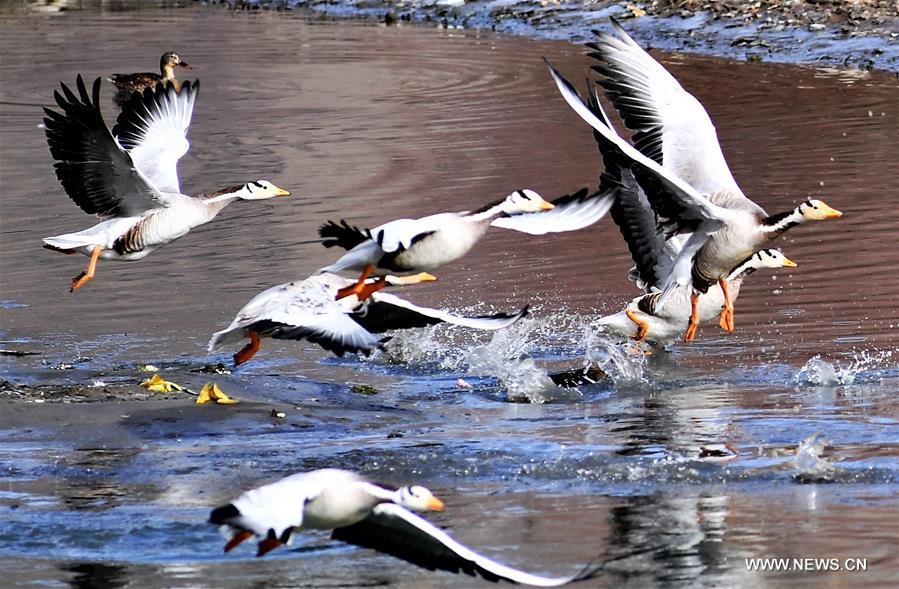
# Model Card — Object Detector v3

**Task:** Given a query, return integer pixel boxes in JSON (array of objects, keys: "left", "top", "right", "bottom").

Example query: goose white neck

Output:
[
  {"left": 465, "top": 201, "right": 507, "bottom": 223},
  {"left": 759, "top": 205, "right": 805, "bottom": 234}
]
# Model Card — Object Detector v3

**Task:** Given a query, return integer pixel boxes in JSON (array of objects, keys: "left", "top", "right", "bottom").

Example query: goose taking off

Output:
[
  {"left": 208, "top": 272, "right": 529, "bottom": 366},
  {"left": 584, "top": 91, "right": 798, "bottom": 344},
  {"left": 546, "top": 20, "right": 841, "bottom": 341},
  {"left": 210, "top": 468, "right": 597, "bottom": 586},
  {"left": 42, "top": 76, "right": 290, "bottom": 292},
  {"left": 111, "top": 51, "right": 191, "bottom": 105},
  {"left": 317, "top": 187, "right": 615, "bottom": 298},
  {"left": 598, "top": 248, "right": 797, "bottom": 345}
]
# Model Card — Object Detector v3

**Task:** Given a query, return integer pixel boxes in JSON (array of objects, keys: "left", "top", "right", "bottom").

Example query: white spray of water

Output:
[
  {"left": 582, "top": 328, "right": 647, "bottom": 386},
  {"left": 796, "top": 350, "right": 894, "bottom": 386},
  {"left": 793, "top": 433, "right": 833, "bottom": 479},
  {"left": 380, "top": 311, "right": 650, "bottom": 402}
]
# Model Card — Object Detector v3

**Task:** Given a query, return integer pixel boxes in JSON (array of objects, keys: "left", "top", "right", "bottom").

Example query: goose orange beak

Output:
[
  {"left": 427, "top": 496, "right": 445, "bottom": 511},
  {"left": 274, "top": 187, "right": 291, "bottom": 197},
  {"left": 822, "top": 205, "right": 842, "bottom": 219},
  {"left": 782, "top": 257, "right": 798, "bottom": 268},
  {"left": 539, "top": 200, "right": 555, "bottom": 211}
]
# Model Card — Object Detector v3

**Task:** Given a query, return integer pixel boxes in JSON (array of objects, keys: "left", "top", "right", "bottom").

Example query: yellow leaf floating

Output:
[
  {"left": 196, "top": 382, "right": 239, "bottom": 405},
  {"left": 140, "top": 373, "right": 184, "bottom": 393}
]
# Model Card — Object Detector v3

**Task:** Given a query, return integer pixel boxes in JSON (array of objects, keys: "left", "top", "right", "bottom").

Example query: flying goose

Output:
[
  {"left": 598, "top": 248, "right": 797, "bottom": 345},
  {"left": 546, "top": 22, "right": 841, "bottom": 341},
  {"left": 111, "top": 51, "right": 191, "bottom": 105},
  {"left": 210, "top": 468, "right": 597, "bottom": 586},
  {"left": 583, "top": 89, "right": 798, "bottom": 344},
  {"left": 208, "top": 272, "right": 529, "bottom": 365},
  {"left": 317, "top": 187, "right": 615, "bottom": 298},
  {"left": 42, "top": 76, "right": 290, "bottom": 291}
]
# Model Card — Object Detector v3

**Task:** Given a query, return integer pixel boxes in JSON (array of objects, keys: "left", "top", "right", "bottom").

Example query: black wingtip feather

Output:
[{"left": 318, "top": 219, "right": 369, "bottom": 250}]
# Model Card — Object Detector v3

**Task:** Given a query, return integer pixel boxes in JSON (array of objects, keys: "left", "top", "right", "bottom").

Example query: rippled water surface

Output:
[{"left": 1, "top": 5, "right": 898, "bottom": 589}]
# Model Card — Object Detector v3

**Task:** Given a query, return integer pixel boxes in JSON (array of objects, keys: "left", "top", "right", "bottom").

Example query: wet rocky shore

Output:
[{"left": 211, "top": 0, "right": 899, "bottom": 71}]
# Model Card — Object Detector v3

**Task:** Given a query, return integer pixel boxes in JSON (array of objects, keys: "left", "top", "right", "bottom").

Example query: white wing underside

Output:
[
  {"left": 368, "top": 503, "right": 587, "bottom": 587},
  {"left": 115, "top": 81, "right": 198, "bottom": 195},
  {"left": 490, "top": 191, "right": 615, "bottom": 235},
  {"left": 368, "top": 292, "right": 527, "bottom": 330},
  {"left": 599, "top": 21, "right": 742, "bottom": 198}
]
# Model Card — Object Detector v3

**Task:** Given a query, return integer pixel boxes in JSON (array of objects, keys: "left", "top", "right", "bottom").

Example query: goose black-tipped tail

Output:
[{"left": 209, "top": 503, "right": 240, "bottom": 525}]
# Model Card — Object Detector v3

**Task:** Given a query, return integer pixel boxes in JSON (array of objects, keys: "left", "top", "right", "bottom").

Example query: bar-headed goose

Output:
[
  {"left": 583, "top": 92, "right": 798, "bottom": 344},
  {"left": 598, "top": 247, "right": 797, "bottom": 345},
  {"left": 111, "top": 51, "right": 191, "bottom": 105},
  {"left": 546, "top": 21, "right": 841, "bottom": 341},
  {"left": 210, "top": 468, "right": 597, "bottom": 586},
  {"left": 208, "top": 272, "right": 529, "bottom": 366},
  {"left": 316, "top": 187, "right": 615, "bottom": 297},
  {"left": 42, "top": 76, "right": 290, "bottom": 291}
]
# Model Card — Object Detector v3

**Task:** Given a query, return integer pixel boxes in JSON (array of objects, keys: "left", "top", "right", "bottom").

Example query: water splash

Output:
[
  {"left": 460, "top": 318, "right": 579, "bottom": 403},
  {"left": 796, "top": 350, "right": 895, "bottom": 386},
  {"left": 583, "top": 329, "right": 647, "bottom": 386},
  {"left": 793, "top": 433, "right": 834, "bottom": 482}
]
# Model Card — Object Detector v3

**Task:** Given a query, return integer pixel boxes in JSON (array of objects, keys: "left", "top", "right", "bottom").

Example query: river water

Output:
[{"left": 1, "top": 4, "right": 897, "bottom": 588}]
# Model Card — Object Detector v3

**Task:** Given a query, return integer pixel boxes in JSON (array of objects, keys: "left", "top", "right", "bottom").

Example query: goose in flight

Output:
[
  {"left": 42, "top": 76, "right": 290, "bottom": 291},
  {"left": 317, "top": 187, "right": 615, "bottom": 299},
  {"left": 581, "top": 89, "right": 799, "bottom": 344},
  {"left": 546, "top": 21, "right": 841, "bottom": 341},
  {"left": 208, "top": 272, "right": 529, "bottom": 365},
  {"left": 110, "top": 51, "right": 191, "bottom": 105},
  {"left": 210, "top": 468, "right": 598, "bottom": 586}
]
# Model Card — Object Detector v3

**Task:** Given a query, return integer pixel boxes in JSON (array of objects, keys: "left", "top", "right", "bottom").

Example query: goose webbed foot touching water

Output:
[
  {"left": 42, "top": 75, "right": 290, "bottom": 292},
  {"left": 210, "top": 469, "right": 599, "bottom": 586},
  {"left": 210, "top": 272, "right": 527, "bottom": 366}
]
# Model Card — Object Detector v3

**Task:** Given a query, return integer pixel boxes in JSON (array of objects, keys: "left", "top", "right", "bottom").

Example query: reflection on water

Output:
[{"left": 0, "top": 4, "right": 897, "bottom": 589}]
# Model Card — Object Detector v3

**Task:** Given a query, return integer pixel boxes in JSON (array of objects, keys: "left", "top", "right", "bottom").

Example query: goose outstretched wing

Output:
[
  {"left": 43, "top": 75, "right": 166, "bottom": 218},
  {"left": 333, "top": 503, "right": 597, "bottom": 586},
  {"left": 112, "top": 79, "right": 198, "bottom": 194}
]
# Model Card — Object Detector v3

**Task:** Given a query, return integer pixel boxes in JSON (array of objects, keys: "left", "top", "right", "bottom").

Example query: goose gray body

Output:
[{"left": 42, "top": 76, "right": 289, "bottom": 290}]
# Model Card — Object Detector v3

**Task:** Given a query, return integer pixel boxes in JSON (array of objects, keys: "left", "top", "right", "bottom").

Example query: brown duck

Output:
[{"left": 111, "top": 51, "right": 191, "bottom": 105}]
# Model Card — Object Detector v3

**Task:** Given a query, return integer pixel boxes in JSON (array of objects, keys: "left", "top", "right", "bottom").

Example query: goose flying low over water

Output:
[
  {"left": 111, "top": 51, "right": 191, "bottom": 105},
  {"left": 208, "top": 272, "right": 529, "bottom": 365},
  {"left": 584, "top": 93, "right": 798, "bottom": 344},
  {"left": 42, "top": 76, "right": 290, "bottom": 291},
  {"left": 210, "top": 468, "right": 598, "bottom": 586},
  {"left": 598, "top": 247, "right": 797, "bottom": 345},
  {"left": 317, "top": 187, "right": 614, "bottom": 298},
  {"left": 546, "top": 21, "right": 841, "bottom": 341}
]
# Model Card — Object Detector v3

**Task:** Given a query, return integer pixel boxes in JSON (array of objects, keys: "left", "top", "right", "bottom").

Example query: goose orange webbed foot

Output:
[
  {"left": 233, "top": 331, "right": 261, "bottom": 366},
  {"left": 683, "top": 292, "right": 701, "bottom": 343},
  {"left": 335, "top": 264, "right": 377, "bottom": 300},
  {"left": 69, "top": 245, "right": 102, "bottom": 292},
  {"left": 625, "top": 309, "right": 649, "bottom": 342},
  {"left": 224, "top": 530, "right": 253, "bottom": 553}
]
